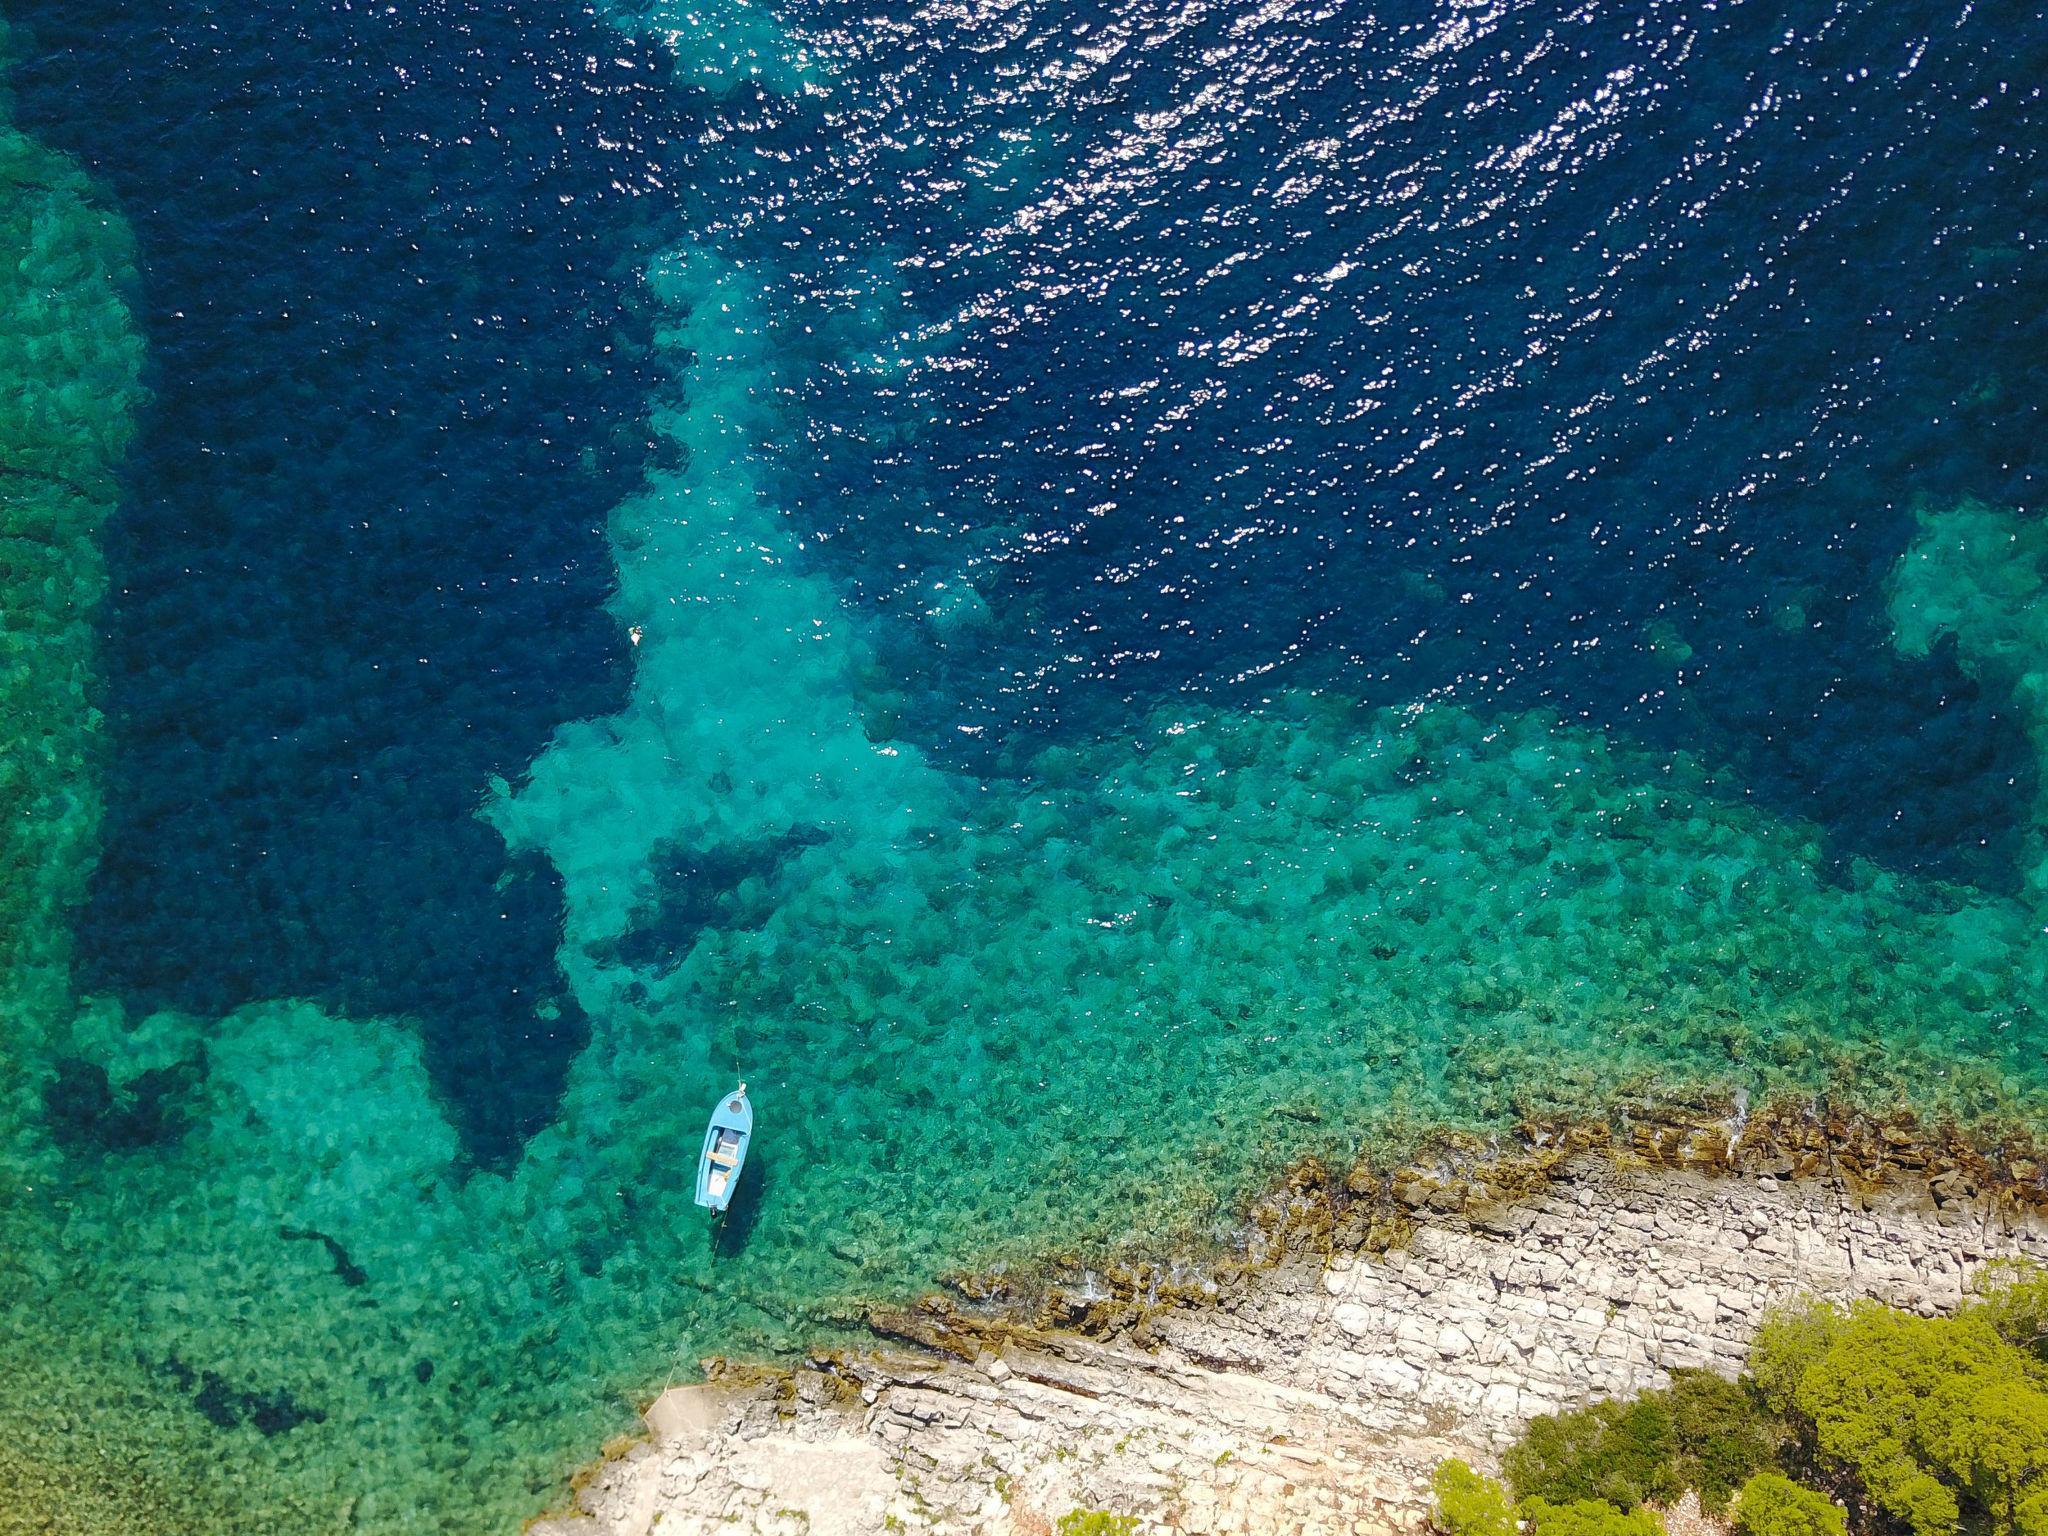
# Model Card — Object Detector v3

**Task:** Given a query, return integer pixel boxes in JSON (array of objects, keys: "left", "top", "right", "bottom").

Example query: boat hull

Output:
[{"left": 694, "top": 1088, "right": 753, "bottom": 1213}]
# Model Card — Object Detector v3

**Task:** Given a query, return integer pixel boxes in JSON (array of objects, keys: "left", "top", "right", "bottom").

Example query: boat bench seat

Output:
[{"left": 708, "top": 1145, "right": 741, "bottom": 1167}]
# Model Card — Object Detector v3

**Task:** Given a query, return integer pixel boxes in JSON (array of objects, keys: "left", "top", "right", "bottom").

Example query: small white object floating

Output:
[{"left": 694, "top": 1083, "right": 752, "bottom": 1214}]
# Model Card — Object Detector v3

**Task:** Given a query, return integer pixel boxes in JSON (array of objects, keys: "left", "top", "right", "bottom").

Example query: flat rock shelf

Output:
[{"left": 537, "top": 1151, "right": 2048, "bottom": 1536}]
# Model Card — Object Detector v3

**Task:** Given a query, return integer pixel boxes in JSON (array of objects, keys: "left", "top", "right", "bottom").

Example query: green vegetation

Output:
[
  {"left": 1733, "top": 1473, "right": 1846, "bottom": 1536},
  {"left": 1056, "top": 1511, "right": 1139, "bottom": 1536},
  {"left": 1503, "top": 1369, "right": 1782, "bottom": 1513},
  {"left": 1435, "top": 1459, "right": 1518, "bottom": 1536},
  {"left": 1750, "top": 1295, "right": 1846, "bottom": 1417},
  {"left": 1518, "top": 1496, "right": 1665, "bottom": 1536},
  {"left": 1435, "top": 1465, "right": 1660, "bottom": 1536},
  {"left": 1757, "top": 1296, "right": 2048, "bottom": 1536},
  {"left": 1435, "top": 1267, "right": 2048, "bottom": 1536},
  {"left": 1970, "top": 1261, "right": 2048, "bottom": 1359}
]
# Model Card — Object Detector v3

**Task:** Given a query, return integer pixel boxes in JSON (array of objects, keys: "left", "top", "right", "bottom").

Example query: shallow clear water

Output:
[{"left": 0, "top": 0, "right": 2043, "bottom": 1528}]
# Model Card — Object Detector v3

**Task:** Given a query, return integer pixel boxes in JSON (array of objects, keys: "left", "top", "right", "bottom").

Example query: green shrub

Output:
[
  {"left": 1433, "top": 1459, "right": 1516, "bottom": 1536},
  {"left": 1505, "top": 1396, "right": 1677, "bottom": 1510},
  {"left": 1970, "top": 1261, "right": 2048, "bottom": 1360},
  {"left": 1503, "top": 1370, "right": 1781, "bottom": 1513},
  {"left": 1919, "top": 1378, "right": 2048, "bottom": 1536},
  {"left": 1056, "top": 1512, "right": 1137, "bottom": 1536},
  {"left": 1752, "top": 1298, "right": 1850, "bottom": 1418},
  {"left": 1733, "top": 1473, "right": 1846, "bottom": 1536},
  {"left": 1517, "top": 1495, "right": 1662, "bottom": 1536},
  {"left": 1667, "top": 1371, "right": 1787, "bottom": 1512},
  {"left": 1765, "top": 1297, "right": 2048, "bottom": 1536},
  {"left": 1501, "top": 1284, "right": 2048, "bottom": 1536}
]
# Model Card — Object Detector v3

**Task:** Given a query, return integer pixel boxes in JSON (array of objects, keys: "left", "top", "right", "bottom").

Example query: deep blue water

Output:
[
  {"left": 12, "top": 0, "right": 698, "bottom": 1163},
  {"left": 752, "top": 0, "right": 2047, "bottom": 856},
  {"left": 13, "top": 0, "right": 2045, "bottom": 1170}
]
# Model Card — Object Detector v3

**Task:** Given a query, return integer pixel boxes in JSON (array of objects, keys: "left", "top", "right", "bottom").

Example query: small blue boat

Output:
[{"left": 694, "top": 1083, "right": 753, "bottom": 1214}]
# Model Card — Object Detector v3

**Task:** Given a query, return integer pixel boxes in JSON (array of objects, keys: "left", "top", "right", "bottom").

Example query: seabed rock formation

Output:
[{"left": 537, "top": 1109, "right": 2048, "bottom": 1536}]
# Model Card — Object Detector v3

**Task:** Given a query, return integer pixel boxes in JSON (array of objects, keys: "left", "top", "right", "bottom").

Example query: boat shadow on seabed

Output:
[{"left": 710, "top": 1150, "right": 767, "bottom": 1259}]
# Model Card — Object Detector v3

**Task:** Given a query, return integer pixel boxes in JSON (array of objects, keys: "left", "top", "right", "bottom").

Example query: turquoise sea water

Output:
[{"left": 0, "top": 0, "right": 2044, "bottom": 1528}]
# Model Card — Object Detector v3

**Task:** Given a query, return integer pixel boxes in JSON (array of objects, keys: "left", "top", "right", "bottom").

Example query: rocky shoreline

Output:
[{"left": 533, "top": 1106, "right": 2048, "bottom": 1536}]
